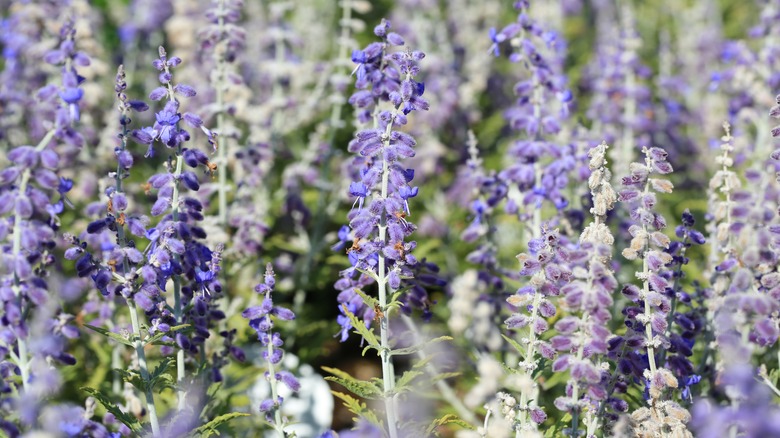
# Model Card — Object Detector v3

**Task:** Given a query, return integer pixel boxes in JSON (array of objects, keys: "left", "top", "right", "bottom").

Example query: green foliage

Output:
[
  {"left": 340, "top": 304, "right": 380, "bottom": 354},
  {"left": 425, "top": 414, "right": 475, "bottom": 436},
  {"left": 502, "top": 334, "right": 528, "bottom": 358},
  {"left": 80, "top": 387, "right": 143, "bottom": 434},
  {"left": 191, "top": 412, "right": 251, "bottom": 438},
  {"left": 394, "top": 369, "right": 424, "bottom": 394},
  {"left": 544, "top": 413, "right": 572, "bottom": 438},
  {"left": 331, "top": 391, "right": 383, "bottom": 426},
  {"left": 322, "top": 366, "right": 384, "bottom": 399},
  {"left": 83, "top": 324, "right": 133, "bottom": 347}
]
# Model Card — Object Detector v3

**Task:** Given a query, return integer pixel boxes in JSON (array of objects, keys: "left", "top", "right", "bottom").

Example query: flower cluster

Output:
[
  {"left": 335, "top": 20, "right": 429, "bottom": 339},
  {"left": 242, "top": 264, "right": 298, "bottom": 432},
  {"left": 551, "top": 142, "right": 617, "bottom": 435},
  {"left": 489, "top": 1, "right": 576, "bottom": 226},
  {"left": 0, "top": 18, "right": 86, "bottom": 394},
  {"left": 616, "top": 146, "right": 675, "bottom": 377}
]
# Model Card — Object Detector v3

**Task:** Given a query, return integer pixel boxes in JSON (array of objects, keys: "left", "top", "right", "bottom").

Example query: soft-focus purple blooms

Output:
[
  {"left": 582, "top": 6, "right": 654, "bottom": 169},
  {"left": 489, "top": 1, "right": 577, "bottom": 224},
  {"left": 659, "top": 210, "right": 707, "bottom": 399},
  {"left": 691, "top": 365, "right": 780, "bottom": 438},
  {"left": 0, "top": 18, "right": 90, "bottom": 425}
]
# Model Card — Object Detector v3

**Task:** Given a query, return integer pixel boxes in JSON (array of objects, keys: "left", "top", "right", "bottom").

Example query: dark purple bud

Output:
[
  {"left": 128, "top": 100, "right": 149, "bottom": 112},
  {"left": 530, "top": 408, "right": 547, "bottom": 424},
  {"left": 87, "top": 218, "right": 109, "bottom": 234},
  {"left": 93, "top": 269, "right": 111, "bottom": 290},
  {"left": 176, "top": 333, "right": 191, "bottom": 350},
  {"left": 242, "top": 305, "right": 269, "bottom": 319},
  {"left": 180, "top": 171, "right": 200, "bottom": 191}
]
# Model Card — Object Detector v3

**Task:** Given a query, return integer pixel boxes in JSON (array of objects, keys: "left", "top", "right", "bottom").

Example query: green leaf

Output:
[
  {"left": 340, "top": 304, "right": 379, "bottom": 351},
  {"left": 145, "top": 324, "right": 191, "bottom": 346},
  {"left": 395, "top": 369, "right": 423, "bottom": 392},
  {"left": 150, "top": 357, "right": 172, "bottom": 381},
  {"left": 352, "top": 288, "right": 378, "bottom": 308},
  {"left": 425, "top": 414, "right": 474, "bottom": 435},
  {"left": 84, "top": 324, "right": 133, "bottom": 347},
  {"left": 113, "top": 368, "right": 145, "bottom": 393},
  {"left": 390, "top": 336, "right": 453, "bottom": 357},
  {"left": 322, "top": 366, "right": 383, "bottom": 399},
  {"left": 331, "top": 392, "right": 382, "bottom": 426},
  {"left": 81, "top": 387, "right": 143, "bottom": 433},
  {"left": 502, "top": 334, "right": 527, "bottom": 357},
  {"left": 191, "top": 412, "right": 250, "bottom": 437}
]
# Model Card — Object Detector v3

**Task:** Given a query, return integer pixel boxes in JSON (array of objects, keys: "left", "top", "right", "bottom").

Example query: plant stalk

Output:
[{"left": 128, "top": 300, "right": 161, "bottom": 437}]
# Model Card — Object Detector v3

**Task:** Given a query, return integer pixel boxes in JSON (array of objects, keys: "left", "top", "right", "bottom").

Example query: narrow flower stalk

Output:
[
  {"left": 505, "top": 226, "right": 570, "bottom": 436},
  {"left": 114, "top": 65, "right": 161, "bottom": 436},
  {"left": 336, "top": 19, "right": 429, "bottom": 438},
  {"left": 489, "top": 0, "right": 575, "bottom": 234},
  {"left": 1, "top": 18, "right": 85, "bottom": 399},
  {"left": 619, "top": 146, "right": 693, "bottom": 436},
  {"left": 6, "top": 129, "right": 57, "bottom": 392},
  {"left": 619, "top": 146, "right": 675, "bottom": 376},
  {"left": 200, "top": 0, "right": 245, "bottom": 226},
  {"left": 552, "top": 142, "right": 617, "bottom": 437},
  {"left": 122, "top": 46, "right": 226, "bottom": 412},
  {"left": 242, "top": 264, "right": 299, "bottom": 436},
  {"left": 128, "top": 298, "right": 161, "bottom": 436}
]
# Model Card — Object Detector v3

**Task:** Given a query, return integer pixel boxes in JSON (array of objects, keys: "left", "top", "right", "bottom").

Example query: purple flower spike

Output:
[{"left": 243, "top": 264, "right": 298, "bottom": 426}]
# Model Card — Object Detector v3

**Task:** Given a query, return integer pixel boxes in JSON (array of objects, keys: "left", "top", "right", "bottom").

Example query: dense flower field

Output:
[{"left": 2, "top": 0, "right": 780, "bottom": 437}]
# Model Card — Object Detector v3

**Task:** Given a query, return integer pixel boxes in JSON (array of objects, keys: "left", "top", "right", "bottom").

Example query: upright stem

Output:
[
  {"left": 128, "top": 300, "right": 161, "bottom": 437},
  {"left": 516, "top": 291, "right": 542, "bottom": 437},
  {"left": 10, "top": 129, "right": 56, "bottom": 392},
  {"left": 640, "top": 158, "right": 657, "bottom": 374},
  {"left": 514, "top": 75, "right": 545, "bottom": 438},
  {"left": 378, "top": 106, "right": 399, "bottom": 438},
  {"left": 170, "top": 154, "right": 187, "bottom": 409},
  {"left": 265, "top": 303, "right": 286, "bottom": 437}
]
